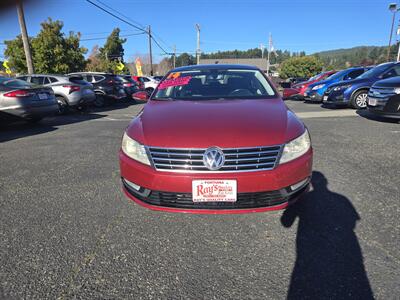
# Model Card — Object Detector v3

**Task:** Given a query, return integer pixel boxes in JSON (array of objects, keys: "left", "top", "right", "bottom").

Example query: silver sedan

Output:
[{"left": 0, "top": 77, "right": 58, "bottom": 123}]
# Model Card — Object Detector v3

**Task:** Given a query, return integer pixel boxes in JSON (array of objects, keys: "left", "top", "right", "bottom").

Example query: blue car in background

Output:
[
  {"left": 323, "top": 62, "right": 400, "bottom": 109},
  {"left": 304, "top": 67, "right": 370, "bottom": 102}
]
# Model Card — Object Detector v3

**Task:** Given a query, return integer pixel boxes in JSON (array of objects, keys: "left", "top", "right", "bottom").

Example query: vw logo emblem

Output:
[{"left": 203, "top": 147, "right": 225, "bottom": 170}]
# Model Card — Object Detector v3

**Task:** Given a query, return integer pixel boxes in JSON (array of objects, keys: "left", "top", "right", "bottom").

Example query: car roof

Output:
[
  {"left": 171, "top": 64, "right": 260, "bottom": 72},
  {"left": 68, "top": 72, "right": 114, "bottom": 75},
  {"left": 18, "top": 74, "right": 68, "bottom": 78}
]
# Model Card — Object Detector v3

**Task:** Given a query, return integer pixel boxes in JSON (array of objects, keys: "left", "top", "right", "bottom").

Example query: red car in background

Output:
[
  {"left": 131, "top": 76, "right": 145, "bottom": 90},
  {"left": 283, "top": 70, "right": 336, "bottom": 100},
  {"left": 120, "top": 65, "right": 313, "bottom": 214}
]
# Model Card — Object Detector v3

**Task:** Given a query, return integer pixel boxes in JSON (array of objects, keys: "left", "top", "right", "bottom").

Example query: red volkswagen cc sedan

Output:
[{"left": 120, "top": 65, "right": 313, "bottom": 214}]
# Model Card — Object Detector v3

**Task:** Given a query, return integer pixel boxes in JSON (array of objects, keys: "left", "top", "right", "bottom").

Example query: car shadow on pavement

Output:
[
  {"left": 356, "top": 109, "right": 400, "bottom": 124},
  {"left": 281, "top": 171, "right": 374, "bottom": 300},
  {"left": 88, "top": 100, "right": 139, "bottom": 114},
  {"left": 0, "top": 112, "right": 106, "bottom": 143}
]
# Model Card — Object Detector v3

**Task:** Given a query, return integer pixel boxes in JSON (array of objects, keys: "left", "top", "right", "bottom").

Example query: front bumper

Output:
[
  {"left": 322, "top": 90, "right": 349, "bottom": 105},
  {"left": 119, "top": 148, "right": 313, "bottom": 214},
  {"left": 367, "top": 95, "right": 400, "bottom": 119},
  {"left": 304, "top": 90, "right": 323, "bottom": 102}
]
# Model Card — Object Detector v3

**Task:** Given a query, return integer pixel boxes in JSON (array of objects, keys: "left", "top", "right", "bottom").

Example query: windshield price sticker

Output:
[
  {"left": 192, "top": 180, "right": 237, "bottom": 202},
  {"left": 158, "top": 76, "right": 192, "bottom": 90}
]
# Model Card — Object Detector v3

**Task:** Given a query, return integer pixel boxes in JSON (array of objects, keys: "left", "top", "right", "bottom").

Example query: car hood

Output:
[
  {"left": 328, "top": 77, "right": 371, "bottom": 88},
  {"left": 127, "top": 98, "right": 305, "bottom": 148},
  {"left": 308, "top": 78, "right": 335, "bottom": 89},
  {"left": 372, "top": 77, "right": 400, "bottom": 88}
]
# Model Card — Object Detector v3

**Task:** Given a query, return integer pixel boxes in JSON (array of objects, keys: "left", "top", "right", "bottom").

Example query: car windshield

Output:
[
  {"left": 152, "top": 68, "right": 276, "bottom": 100},
  {"left": 0, "top": 78, "right": 33, "bottom": 88},
  {"left": 358, "top": 64, "right": 392, "bottom": 79},
  {"left": 326, "top": 70, "right": 347, "bottom": 80}
]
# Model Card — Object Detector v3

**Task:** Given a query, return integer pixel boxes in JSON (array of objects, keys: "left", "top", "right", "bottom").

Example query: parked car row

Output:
[
  {"left": 283, "top": 61, "right": 400, "bottom": 119},
  {"left": 283, "top": 70, "right": 336, "bottom": 99},
  {"left": 0, "top": 72, "right": 162, "bottom": 123}
]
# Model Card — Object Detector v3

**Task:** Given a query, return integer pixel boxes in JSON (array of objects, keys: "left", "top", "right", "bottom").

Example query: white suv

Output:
[{"left": 140, "top": 76, "right": 159, "bottom": 94}]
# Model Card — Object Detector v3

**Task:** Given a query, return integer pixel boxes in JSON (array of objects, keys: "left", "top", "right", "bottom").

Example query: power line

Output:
[
  {"left": 94, "top": 0, "right": 146, "bottom": 30},
  {"left": 85, "top": 0, "right": 147, "bottom": 34},
  {"left": 151, "top": 31, "right": 173, "bottom": 50},
  {"left": 151, "top": 36, "right": 170, "bottom": 55},
  {"left": 81, "top": 32, "right": 145, "bottom": 41}
]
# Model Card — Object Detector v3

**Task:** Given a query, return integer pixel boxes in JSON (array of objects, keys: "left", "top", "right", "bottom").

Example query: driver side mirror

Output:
[{"left": 132, "top": 91, "right": 149, "bottom": 102}]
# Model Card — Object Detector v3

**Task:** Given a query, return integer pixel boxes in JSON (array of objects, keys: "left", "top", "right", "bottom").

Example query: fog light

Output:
[
  {"left": 124, "top": 178, "right": 141, "bottom": 191},
  {"left": 290, "top": 178, "right": 309, "bottom": 192}
]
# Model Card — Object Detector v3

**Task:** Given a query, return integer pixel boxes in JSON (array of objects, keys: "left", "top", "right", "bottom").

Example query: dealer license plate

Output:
[
  {"left": 368, "top": 97, "right": 377, "bottom": 106},
  {"left": 38, "top": 93, "right": 48, "bottom": 100},
  {"left": 192, "top": 180, "right": 237, "bottom": 202}
]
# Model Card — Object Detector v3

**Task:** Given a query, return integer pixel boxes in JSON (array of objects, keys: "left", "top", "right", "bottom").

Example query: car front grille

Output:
[
  {"left": 368, "top": 87, "right": 395, "bottom": 99},
  {"left": 122, "top": 179, "right": 309, "bottom": 210},
  {"left": 147, "top": 145, "right": 282, "bottom": 172}
]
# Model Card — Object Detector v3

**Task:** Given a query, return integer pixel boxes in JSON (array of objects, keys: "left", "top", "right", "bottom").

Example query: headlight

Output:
[
  {"left": 279, "top": 129, "right": 311, "bottom": 164},
  {"left": 333, "top": 85, "right": 351, "bottom": 91},
  {"left": 312, "top": 84, "right": 325, "bottom": 90},
  {"left": 121, "top": 132, "right": 151, "bottom": 166},
  {"left": 394, "top": 88, "right": 400, "bottom": 94}
]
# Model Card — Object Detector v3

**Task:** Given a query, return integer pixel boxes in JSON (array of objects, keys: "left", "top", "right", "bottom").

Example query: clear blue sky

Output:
[{"left": 0, "top": 0, "right": 396, "bottom": 62}]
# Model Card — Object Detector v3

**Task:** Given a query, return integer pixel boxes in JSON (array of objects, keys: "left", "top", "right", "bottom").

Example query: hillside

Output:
[{"left": 313, "top": 45, "right": 395, "bottom": 68}]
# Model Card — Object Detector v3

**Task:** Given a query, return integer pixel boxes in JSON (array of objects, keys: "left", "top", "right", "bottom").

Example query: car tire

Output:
[
  {"left": 56, "top": 96, "right": 69, "bottom": 115},
  {"left": 94, "top": 94, "right": 105, "bottom": 107},
  {"left": 351, "top": 90, "right": 368, "bottom": 109}
]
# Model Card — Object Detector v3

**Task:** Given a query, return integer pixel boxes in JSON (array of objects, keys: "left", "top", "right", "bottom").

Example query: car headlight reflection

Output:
[
  {"left": 312, "top": 84, "right": 325, "bottom": 90},
  {"left": 279, "top": 129, "right": 311, "bottom": 164},
  {"left": 333, "top": 85, "right": 351, "bottom": 91},
  {"left": 121, "top": 132, "right": 151, "bottom": 166}
]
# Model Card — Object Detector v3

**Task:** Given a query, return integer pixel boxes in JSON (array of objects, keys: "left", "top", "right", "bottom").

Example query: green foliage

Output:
[
  {"left": 201, "top": 48, "right": 307, "bottom": 65},
  {"left": 86, "top": 28, "right": 126, "bottom": 73},
  {"left": 4, "top": 18, "right": 87, "bottom": 74},
  {"left": 279, "top": 56, "right": 324, "bottom": 79},
  {"left": 174, "top": 53, "right": 195, "bottom": 67},
  {"left": 314, "top": 45, "right": 395, "bottom": 69},
  {"left": 99, "top": 28, "right": 126, "bottom": 62},
  {"left": 4, "top": 35, "right": 31, "bottom": 73}
]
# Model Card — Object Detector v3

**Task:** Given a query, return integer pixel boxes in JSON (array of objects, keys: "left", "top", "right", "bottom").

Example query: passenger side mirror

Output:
[{"left": 132, "top": 91, "right": 149, "bottom": 101}]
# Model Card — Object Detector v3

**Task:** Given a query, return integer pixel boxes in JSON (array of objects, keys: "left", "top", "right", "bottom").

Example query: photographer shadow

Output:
[{"left": 281, "top": 171, "right": 374, "bottom": 299}]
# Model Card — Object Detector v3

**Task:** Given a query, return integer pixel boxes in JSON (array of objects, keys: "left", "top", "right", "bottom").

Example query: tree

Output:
[
  {"left": 175, "top": 53, "right": 195, "bottom": 67},
  {"left": 4, "top": 18, "right": 87, "bottom": 74},
  {"left": 4, "top": 35, "right": 30, "bottom": 73},
  {"left": 99, "top": 28, "right": 126, "bottom": 61},
  {"left": 85, "top": 45, "right": 103, "bottom": 72},
  {"left": 279, "top": 56, "right": 324, "bottom": 79},
  {"left": 84, "top": 29, "right": 127, "bottom": 73},
  {"left": 157, "top": 57, "right": 173, "bottom": 75}
]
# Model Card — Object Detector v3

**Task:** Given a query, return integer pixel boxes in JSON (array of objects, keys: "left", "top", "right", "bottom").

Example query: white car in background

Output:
[{"left": 140, "top": 76, "right": 159, "bottom": 94}]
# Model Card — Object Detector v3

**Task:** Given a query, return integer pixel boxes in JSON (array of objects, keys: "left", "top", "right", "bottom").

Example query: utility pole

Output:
[
  {"left": 260, "top": 43, "right": 265, "bottom": 59},
  {"left": 266, "top": 33, "right": 271, "bottom": 77},
  {"left": 388, "top": 3, "right": 398, "bottom": 61},
  {"left": 173, "top": 44, "right": 176, "bottom": 68},
  {"left": 148, "top": 25, "right": 153, "bottom": 75},
  {"left": 195, "top": 24, "right": 201, "bottom": 65},
  {"left": 16, "top": 0, "right": 34, "bottom": 74}
]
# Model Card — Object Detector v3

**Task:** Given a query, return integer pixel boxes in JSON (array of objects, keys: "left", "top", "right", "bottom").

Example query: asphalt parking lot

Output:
[{"left": 1, "top": 100, "right": 399, "bottom": 299}]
